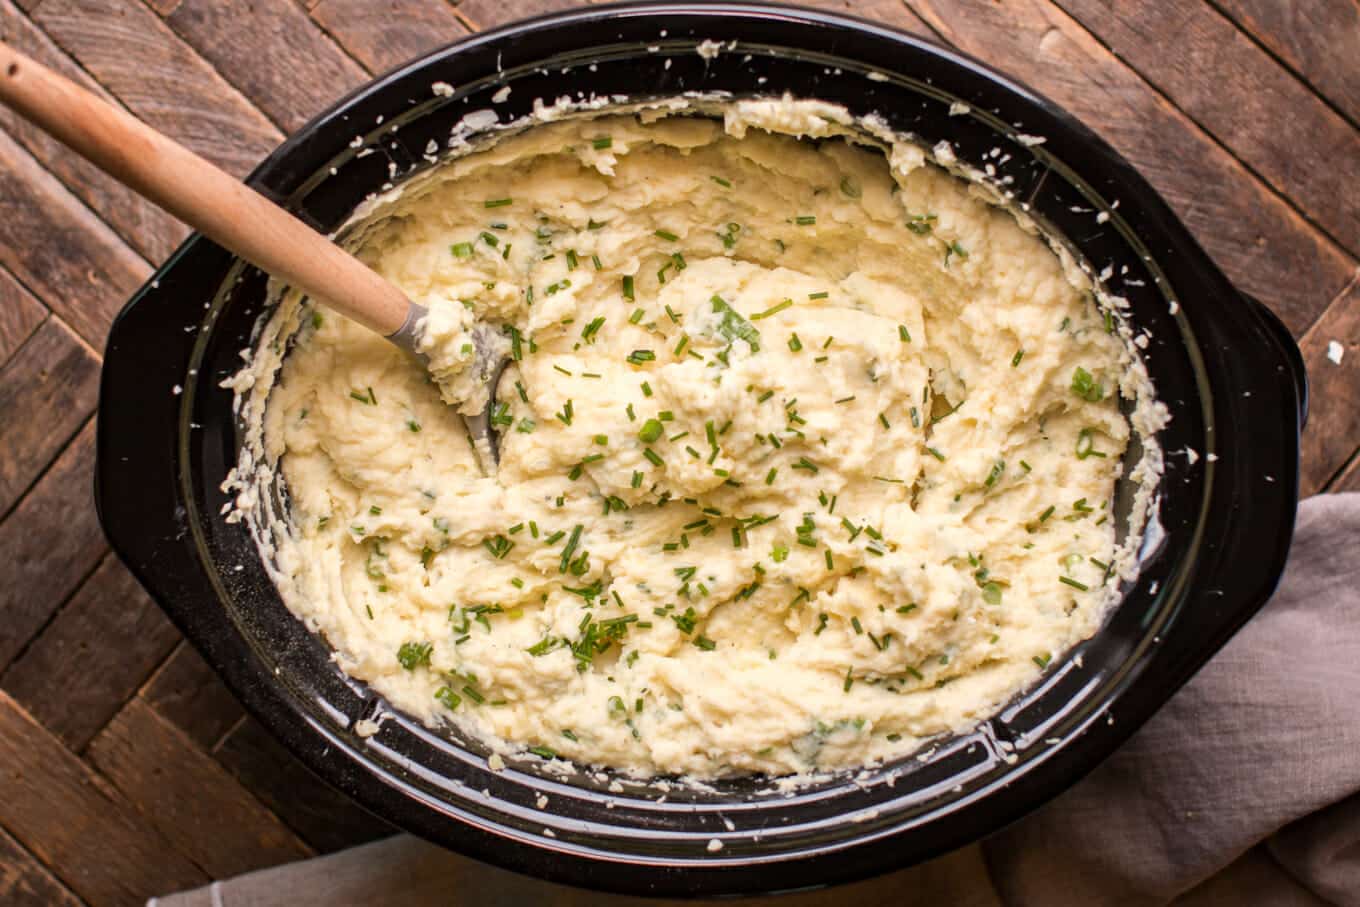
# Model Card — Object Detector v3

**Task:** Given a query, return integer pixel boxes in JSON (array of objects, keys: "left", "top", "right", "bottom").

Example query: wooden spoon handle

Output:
[{"left": 0, "top": 41, "right": 412, "bottom": 337}]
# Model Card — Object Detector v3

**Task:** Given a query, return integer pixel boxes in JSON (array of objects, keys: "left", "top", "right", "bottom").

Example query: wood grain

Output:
[
  {"left": 160, "top": 0, "right": 368, "bottom": 133},
  {"left": 31, "top": 0, "right": 282, "bottom": 179},
  {"left": 214, "top": 716, "right": 394, "bottom": 854},
  {"left": 0, "top": 421, "right": 107, "bottom": 671},
  {"left": 0, "top": 825, "right": 85, "bottom": 907},
  {"left": 0, "top": 690, "right": 207, "bottom": 906},
  {"left": 0, "top": 0, "right": 185, "bottom": 263},
  {"left": 309, "top": 0, "right": 468, "bottom": 74},
  {"left": 0, "top": 264, "right": 48, "bottom": 368},
  {"left": 1, "top": 554, "right": 180, "bottom": 751},
  {"left": 87, "top": 699, "right": 313, "bottom": 878},
  {"left": 141, "top": 640, "right": 246, "bottom": 750},
  {"left": 1212, "top": 0, "right": 1360, "bottom": 127},
  {"left": 0, "top": 317, "right": 99, "bottom": 516},
  {"left": 1052, "top": 0, "right": 1360, "bottom": 257},
  {"left": 1299, "top": 275, "right": 1360, "bottom": 495},
  {"left": 0, "top": 126, "right": 150, "bottom": 348},
  {"left": 905, "top": 0, "right": 1355, "bottom": 336}
]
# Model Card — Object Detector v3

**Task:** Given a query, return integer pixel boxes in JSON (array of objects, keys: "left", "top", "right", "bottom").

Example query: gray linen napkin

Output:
[{"left": 152, "top": 494, "right": 1360, "bottom": 907}]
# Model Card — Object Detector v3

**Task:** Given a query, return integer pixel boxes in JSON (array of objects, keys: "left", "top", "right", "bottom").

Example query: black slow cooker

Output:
[{"left": 96, "top": 2, "right": 1306, "bottom": 897}]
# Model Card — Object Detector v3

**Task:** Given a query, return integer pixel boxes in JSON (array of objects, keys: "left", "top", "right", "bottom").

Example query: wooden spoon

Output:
[{"left": 0, "top": 41, "right": 511, "bottom": 471}]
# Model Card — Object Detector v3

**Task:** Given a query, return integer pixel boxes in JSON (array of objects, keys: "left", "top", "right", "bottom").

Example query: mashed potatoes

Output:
[{"left": 232, "top": 99, "right": 1159, "bottom": 778}]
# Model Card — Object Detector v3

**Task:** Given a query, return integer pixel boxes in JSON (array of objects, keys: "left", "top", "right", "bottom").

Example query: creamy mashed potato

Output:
[{"left": 232, "top": 100, "right": 1160, "bottom": 779}]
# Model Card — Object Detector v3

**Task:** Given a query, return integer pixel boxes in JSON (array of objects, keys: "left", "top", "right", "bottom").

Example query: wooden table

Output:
[{"left": 0, "top": 0, "right": 1355, "bottom": 903}]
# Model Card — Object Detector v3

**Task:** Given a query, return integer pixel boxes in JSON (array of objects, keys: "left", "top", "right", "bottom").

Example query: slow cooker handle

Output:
[{"left": 1239, "top": 292, "right": 1309, "bottom": 431}]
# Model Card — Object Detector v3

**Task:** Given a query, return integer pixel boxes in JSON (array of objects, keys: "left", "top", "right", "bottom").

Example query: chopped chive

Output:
[
  {"left": 643, "top": 447, "right": 664, "bottom": 467},
  {"left": 1033, "top": 653, "right": 1052, "bottom": 668},
  {"left": 750, "top": 298, "right": 793, "bottom": 321},
  {"left": 694, "top": 635, "right": 717, "bottom": 651},
  {"left": 792, "top": 456, "right": 819, "bottom": 473},
  {"left": 592, "top": 136, "right": 613, "bottom": 149},
  {"left": 654, "top": 229, "right": 679, "bottom": 242},
  {"left": 711, "top": 175, "right": 732, "bottom": 188},
  {"left": 1059, "top": 576, "right": 1090, "bottom": 591},
  {"left": 640, "top": 381, "right": 653, "bottom": 397},
  {"left": 451, "top": 241, "right": 474, "bottom": 258},
  {"left": 925, "top": 446, "right": 946, "bottom": 462},
  {"left": 808, "top": 291, "right": 829, "bottom": 300},
  {"left": 397, "top": 641, "right": 432, "bottom": 670},
  {"left": 638, "top": 419, "right": 664, "bottom": 443},
  {"left": 484, "top": 198, "right": 512, "bottom": 208},
  {"left": 1076, "top": 427, "right": 1107, "bottom": 459},
  {"left": 795, "top": 215, "right": 816, "bottom": 225},
  {"left": 581, "top": 316, "right": 605, "bottom": 344},
  {"left": 788, "top": 333, "right": 803, "bottom": 352},
  {"left": 1071, "top": 366, "right": 1105, "bottom": 402},
  {"left": 1012, "top": 349, "right": 1025, "bottom": 367},
  {"left": 898, "top": 325, "right": 911, "bottom": 343}
]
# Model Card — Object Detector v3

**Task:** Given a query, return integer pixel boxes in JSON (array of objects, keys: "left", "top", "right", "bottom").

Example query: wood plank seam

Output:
[
  {"left": 296, "top": 6, "right": 380, "bottom": 77},
  {"left": 5, "top": 0, "right": 181, "bottom": 222},
  {"left": 133, "top": 0, "right": 342, "bottom": 136},
  {"left": 0, "top": 546, "right": 107, "bottom": 676},
  {"left": 1203, "top": 0, "right": 1360, "bottom": 133},
  {"left": 0, "top": 410, "right": 99, "bottom": 525},
  {"left": 0, "top": 116, "right": 154, "bottom": 345},
  {"left": 0, "top": 821, "right": 88, "bottom": 906},
  {"left": 1047, "top": 0, "right": 1360, "bottom": 263},
  {"left": 1302, "top": 267, "right": 1360, "bottom": 493}
]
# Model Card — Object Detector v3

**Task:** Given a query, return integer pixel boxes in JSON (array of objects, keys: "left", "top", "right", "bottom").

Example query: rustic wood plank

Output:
[
  {"left": 0, "top": 0, "right": 187, "bottom": 263},
  {"left": 1299, "top": 274, "right": 1360, "bottom": 495},
  {"left": 309, "top": 0, "right": 468, "bottom": 75},
  {"left": 159, "top": 0, "right": 369, "bottom": 133},
  {"left": 904, "top": 0, "right": 1355, "bottom": 336},
  {"left": 0, "top": 826, "right": 86, "bottom": 907},
  {"left": 1052, "top": 0, "right": 1360, "bottom": 258},
  {"left": 453, "top": 0, "right": 587, "bottom": 30},
  {"left": 0, "top": 317, "right": 100, "bottom": 517},
  {"left": 87, "top": 699, "right": 313, "bottom": 878},
  {"left": 214, "top": 716, "right": 394, "bottom": 853},
  {"left": 0, "top": 422, "right": 107, "bottom": 671},
  {"left": 32, "top": 0, "right": 283, "bottom": 179},
  {"left": 1212, "top": 0, "right": 1360, "bottom": 127},
  {"left": 794, "top": 0, "right": 933, "bottom": 35},
  {"left": 0, "top": 265, "right": 48, "bottom": 368},
  {"left": 141, "top": 640, "right": 245, "bottom": 750},
  {"left": 1, "top": 555, "right": 180, "bottom": 751},
  {"left": 0, "top": 691, "right": 207, "bottom": 906},
  {"left": 0, "top": 127, "right": 151, "bottom": 348}
]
